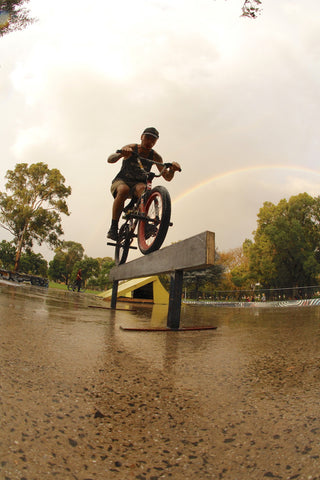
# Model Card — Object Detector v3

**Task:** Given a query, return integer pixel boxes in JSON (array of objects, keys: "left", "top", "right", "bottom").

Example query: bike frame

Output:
[
  {"left": 121, "top": 161, "right": 167, "bottom": 247},
  {"left": 108, "top": 151, "right": 180, "bottom": 264}
]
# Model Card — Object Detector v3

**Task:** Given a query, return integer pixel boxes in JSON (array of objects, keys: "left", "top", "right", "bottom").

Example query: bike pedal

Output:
[
  {"left": 129, "top": 246, "right": 138, "bottom": 250},
  {"left": 132, "top": 213, "right": 146, "bottom": 220},
  {"left": 107, "top": 242, "right": 117, "bottom": 246}
]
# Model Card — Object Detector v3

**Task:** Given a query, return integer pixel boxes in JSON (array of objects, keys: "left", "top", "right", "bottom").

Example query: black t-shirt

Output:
[{"left": 112, "top": 144, "right": 154, "bottom": 186}]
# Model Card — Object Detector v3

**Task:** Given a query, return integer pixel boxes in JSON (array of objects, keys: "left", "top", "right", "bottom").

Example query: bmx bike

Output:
[
  {"left": 107, "top": 151, "right": 181, "bottom": 265},
  {"left": 67, "top": 281, "right": 86, "bottom": 293}
]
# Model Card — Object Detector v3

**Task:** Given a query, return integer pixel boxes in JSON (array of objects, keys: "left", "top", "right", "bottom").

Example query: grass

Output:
[{"left": 49, "top": 281, "right": 103, "bottom": 296}]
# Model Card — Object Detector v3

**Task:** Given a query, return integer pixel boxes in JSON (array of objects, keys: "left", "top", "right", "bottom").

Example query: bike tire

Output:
[
  {"left": 115, "top": 222, "right": 131, "bottom": 265},
  {"left": 68, "top": 282, "right": 85, "bottom": 292},
  {"left": 137, "top": 186, "right": 171, "bottom": 255}
]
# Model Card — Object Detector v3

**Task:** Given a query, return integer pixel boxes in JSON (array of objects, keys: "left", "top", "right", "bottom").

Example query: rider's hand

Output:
[
  {"left": 171, "top": 161, "right": 181, "bottom": 172},
  {"left": 121, "top": 146, "right": 134, "bottom": 158}
]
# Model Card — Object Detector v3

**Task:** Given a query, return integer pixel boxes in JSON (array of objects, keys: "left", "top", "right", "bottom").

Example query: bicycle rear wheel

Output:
[
  {"left": 137, "top": 186, "right": 171, "bottom": 255},
  {"left": 115, "top": 222, "right": 131, "bottom": 265}
]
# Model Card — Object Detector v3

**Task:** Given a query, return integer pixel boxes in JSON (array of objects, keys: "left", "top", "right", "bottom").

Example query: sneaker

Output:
[
  {"left": 107, "top": 225, "right": 118, "bottom": 241},
  {"left": 123, "top": 198, "right": 136, "bottom": 213}
]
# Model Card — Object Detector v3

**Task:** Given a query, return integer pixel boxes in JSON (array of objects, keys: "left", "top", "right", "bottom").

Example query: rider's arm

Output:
[
  {"left": 107, "top": 152, "right": 122, "bottom": 163},
  {"left": 107, "top": 144, "right": 135, "bottom": 163},
  {"left": 154, "top": 152, "right": 181, "bottom": 181}
]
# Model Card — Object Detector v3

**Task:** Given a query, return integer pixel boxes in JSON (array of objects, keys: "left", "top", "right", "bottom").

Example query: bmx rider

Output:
[{"left": 106, "top": 127, "right": 181, "bottom": 241}]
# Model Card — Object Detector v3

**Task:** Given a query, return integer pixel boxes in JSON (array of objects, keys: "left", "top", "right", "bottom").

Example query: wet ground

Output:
[{"left": 1, "top": 282, "right": 320, "bottom": 480}]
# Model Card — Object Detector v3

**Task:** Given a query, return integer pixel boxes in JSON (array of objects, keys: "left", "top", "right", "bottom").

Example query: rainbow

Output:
[{"left": 172, "top": 165, "right": 320, "bottom": 204}]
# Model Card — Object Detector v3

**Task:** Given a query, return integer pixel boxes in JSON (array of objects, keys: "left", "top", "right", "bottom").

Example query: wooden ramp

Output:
[
  {"left": 109, "top": 231, "right": 216, "bottom": 331},
  {"left": 99, "top": 276, "right": 169, "bottom": 304}
]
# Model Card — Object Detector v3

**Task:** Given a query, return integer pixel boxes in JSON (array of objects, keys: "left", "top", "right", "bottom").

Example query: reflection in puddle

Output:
[{"left": 1, "top": 282, "right": 320, "bottom": 404}]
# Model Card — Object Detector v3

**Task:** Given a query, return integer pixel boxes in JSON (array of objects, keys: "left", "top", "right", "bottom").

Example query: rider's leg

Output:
[
  {"left": 134, "top": 183, "right": 146, "bottom": 198},
  {"left": 107, "top": 182, "right": 130, "bottom": 240},
  {"left": 112, "top": 184, "right": 131, "bottom": 220}
]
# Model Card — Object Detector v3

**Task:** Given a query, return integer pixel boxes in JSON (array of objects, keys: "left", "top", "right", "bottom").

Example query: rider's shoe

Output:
[
  {"left": 107, "top": 225, "right": 118, "bottom": 241},
  {"left": 123, "top": 198, "right": 136, "bottom": 213}
]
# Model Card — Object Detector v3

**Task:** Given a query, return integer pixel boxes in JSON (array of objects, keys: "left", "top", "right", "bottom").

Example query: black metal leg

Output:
[
  {"left": 111, "top": 280, "right": 119, "bottom": 309},
  {"left": 167, "top": 270, "right": 183, "bottom": 329}
]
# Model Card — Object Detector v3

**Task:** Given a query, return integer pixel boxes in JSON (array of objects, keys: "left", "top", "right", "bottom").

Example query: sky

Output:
[{"left": 1, "top": 0, "right": 320, "bottom": 262}]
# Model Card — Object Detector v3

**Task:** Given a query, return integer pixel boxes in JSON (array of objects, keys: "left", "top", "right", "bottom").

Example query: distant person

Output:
[
  {"left": 75, "top": 269, "right": 82, "bottom": 292},
  {"left": 106, "top": 127, "right": 181, "bottom": 241}
]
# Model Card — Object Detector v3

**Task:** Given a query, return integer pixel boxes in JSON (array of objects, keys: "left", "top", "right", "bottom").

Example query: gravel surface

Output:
[{"left": 1, "top": 282, "right": 320, "bottom": 480}]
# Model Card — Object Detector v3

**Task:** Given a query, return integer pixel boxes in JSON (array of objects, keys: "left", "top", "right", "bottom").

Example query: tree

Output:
[
  {"left": 0, "top": 239, "right": 15, "bottom": 269},
  {"left": 48, "top": 241, "right": 84, "bottom": 285},
  {"left": 216, "top": 242, "right": 253, "bottom": 292},
  {"left": 0, "top": 162, "right": 71, "bottom": 272},
  {"left": 71, "top": 256, "right": 100, "bottom": 286},
  {"left": 241, "top": 0, "right": 262, "bottom": 19},
  {"left": 86, "top": 256, "right": 115, "bottom": 290},
  {"left": 0, "top": 0, "right": 36, "bottom": 37},
  {"left": 19, "top": 249, "right": 48, "bottom": 277},
  {"left": 0, "top": 0, "right": 262, "bottom": 39},
  {"left": 183, "top": 264, "right": 224, "bottom": 299},
  {"left": 248, "top": 193, "right": 320, "bottom": 288}
]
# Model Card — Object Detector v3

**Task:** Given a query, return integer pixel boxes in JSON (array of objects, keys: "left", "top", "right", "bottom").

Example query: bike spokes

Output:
[
  {"left": 138, "top": 186, "right": 171, "bottom": 255},
  {"left": 115, "top": 223, "right": 130, "bottom": 265}
]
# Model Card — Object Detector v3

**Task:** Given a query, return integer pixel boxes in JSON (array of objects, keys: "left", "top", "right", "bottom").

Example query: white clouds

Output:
[
  {"left": 11, "top": 125, "right": 50, "bottom": 158},
  {"left": 1, "top": 0, "right": 320, "bottom": 260}
]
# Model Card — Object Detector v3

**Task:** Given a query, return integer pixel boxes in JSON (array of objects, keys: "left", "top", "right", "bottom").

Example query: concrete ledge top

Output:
[{"left": 110, "top": 231, "right": 215, "bottom": 281}]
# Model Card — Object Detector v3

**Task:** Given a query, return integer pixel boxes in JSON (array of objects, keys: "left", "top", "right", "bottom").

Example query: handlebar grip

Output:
[{"left": 163, "top": 162, "right": 182, "bottom": 172}]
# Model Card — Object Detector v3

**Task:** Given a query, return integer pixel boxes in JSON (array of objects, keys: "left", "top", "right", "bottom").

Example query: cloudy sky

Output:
[{"left": 1, "top": 0, "right": 320, "bottom": 262}]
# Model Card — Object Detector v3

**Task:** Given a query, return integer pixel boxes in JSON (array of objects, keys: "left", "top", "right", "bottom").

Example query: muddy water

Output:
[{"left": 1, "top": 282, "right": 320, "bottom": 480}]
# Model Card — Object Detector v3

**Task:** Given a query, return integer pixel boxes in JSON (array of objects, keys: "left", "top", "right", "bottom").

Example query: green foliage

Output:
[
  {"left": 241, "top": 0, "right": 262, "bottom": 19},
  {"left": 0, "top": 0, "right": 36, "bottom": 37},
  {"left": 248, "top": 193, "right": 320, "bottom": 288},
  {"left": 71, "top": 256, "right": 100, "bottom": 283},
  {"left": 85, "top": 257, "right": 115, "bottom": 290},
  {"left": 48, "top": 242, "right": 115, "bottom": 290},
  {"left": 0, "top": 0, "right": 261, "bottom": 39},
  {"left": 19, "top": 249, "right": 48, "bottom": 277},
  {"left": 48, "top": 241, "right": 84, "bottom": 284},
  {"left": 0, "top": 239, "right": 15, "bottom": 269},
  {"left": 0, "top": 239, "right": 47, "bottom": 276},
  {"left": 183, "top": 264, "right": 224, "bottom": 299},
  {"left": 0, "top": 162, "right": 71, "bottom": 271}
]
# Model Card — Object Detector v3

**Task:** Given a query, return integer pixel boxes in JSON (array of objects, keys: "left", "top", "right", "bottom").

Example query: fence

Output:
[{"left": 186, "top": 284, "right": 320, "bottom": 302}]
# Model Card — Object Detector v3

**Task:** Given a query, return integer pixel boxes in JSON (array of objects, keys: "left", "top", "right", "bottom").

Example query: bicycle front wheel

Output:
[
  {"left": 137, "top": 186, "right": 171, "bottom": 255},
  {"left": 115, "top": 222, "right": 131, "bottom": 265}
]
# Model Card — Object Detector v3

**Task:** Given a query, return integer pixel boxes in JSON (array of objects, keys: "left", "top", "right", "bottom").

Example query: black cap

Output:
[{"left": 142, "top": 127, "right": 159, "bottom": 138}]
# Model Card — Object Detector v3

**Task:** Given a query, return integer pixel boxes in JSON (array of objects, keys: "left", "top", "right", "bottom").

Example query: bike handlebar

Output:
[{"left": 116, "top": 149, "right": 182, "bottom": 174}]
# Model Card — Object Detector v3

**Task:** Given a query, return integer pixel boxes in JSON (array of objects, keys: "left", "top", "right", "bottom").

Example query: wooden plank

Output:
[{"left": 110, "top": 231, "right": 215, "bottom": 281}]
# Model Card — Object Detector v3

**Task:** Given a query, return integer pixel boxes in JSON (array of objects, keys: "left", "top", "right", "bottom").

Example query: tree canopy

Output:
[
  {"left": 241, "top": 0, "right": 262, "bottom": 19},
  {"left": 247, "top": 193, "right": 320, "bottom": 288},
  {"left": 0, "top": 239, "right": 48, "bottom": 275},
  {"left": 0, "top": 0, "right": 35, "bottom": 36},
  {"left": 48, "top": 241, "right": 84, "bottom": 284},
  {"left": 183, "top": 264, "right": 224, "bottom": 299},
  {"left": 0, "top": 162, "right": 71, "bottom": 271},
  {"left": 0, "top": 0, "right": 262, "bottom": 38},
  {"left": 48, "top": 241, "right": 115, "bottom": 290}
]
